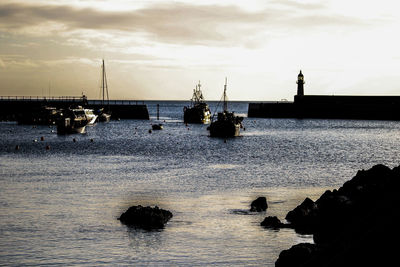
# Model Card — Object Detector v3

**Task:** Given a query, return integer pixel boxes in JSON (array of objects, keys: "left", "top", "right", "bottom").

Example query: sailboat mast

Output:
[
  {"left": 223, "top": 77, "right": 228, "bottom": 112},
  {"left": 102, "top": 59, "right": 105, "bottom": 106}
]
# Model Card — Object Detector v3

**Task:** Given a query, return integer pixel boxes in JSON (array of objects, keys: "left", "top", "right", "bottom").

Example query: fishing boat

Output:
[
  {"left": 208, "top": 78, "right": 243, "bottom": 137},
  {"left": 57, "top": 107, "right": 89, "bottom": 134},
  {"left": 183, "top": 81, "right": 211, "bottom": 124},
  {"left": 95, "top": 59, "right": 111, "bottom": 122}
]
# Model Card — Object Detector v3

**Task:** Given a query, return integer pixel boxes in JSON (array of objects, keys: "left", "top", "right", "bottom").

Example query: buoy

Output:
[
  {"left": 40, "top": 136, "right": 44, "bottom": 141},
  {"left": 15, "top": 145, "right": 20, "bottom": 150},
  {"left": 73, "top": 138, "right": 76, "bottom": 142},
  {"left": 46, "top": 145, "right": 50, "bottom": 150},
  {"left": 33, "top": 139, "right": 38, "bottom": 142}
]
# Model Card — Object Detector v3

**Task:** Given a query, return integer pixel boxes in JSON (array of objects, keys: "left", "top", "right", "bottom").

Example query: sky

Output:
[{"left": 0, "top": 0, "right": 399, "bottom": 100}]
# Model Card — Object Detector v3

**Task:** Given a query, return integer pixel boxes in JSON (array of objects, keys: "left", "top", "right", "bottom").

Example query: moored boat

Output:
[
  {"left": 208, "top": 78, "right": 243, "bottom": 137},
  {"left": 84, "top": 108, "right": 98, "bottom": 125},
  {"left": 57, "top": 107, "right": 89, "bottom": 134},
  {"left": 183, "top": 81, "right": 211, "bottom": 124},
  {"left": 152, "top": 124, "right": 163, "bottom": 130},
  {"left": 17, "top": 106, "right": 61, "bottom": 125}
]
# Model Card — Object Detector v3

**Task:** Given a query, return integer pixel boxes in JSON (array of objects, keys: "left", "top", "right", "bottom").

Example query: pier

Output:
[
  {"left": 248, "top": 71, "right": 400, "bottom": 121},
  {"left": 0, "top": 96, "right": 149, "bottom": 121}
]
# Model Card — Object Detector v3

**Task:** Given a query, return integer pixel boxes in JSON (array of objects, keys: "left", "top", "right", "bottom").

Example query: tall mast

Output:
[
  {"left": 223, "top": 77, "right": 228, "bottom": 112},
  {"left": 101, "top": 59, "right": 110, "bottom": 110},
  {"left": 102, "top": 59, "right": 105, "bottom": 106}
]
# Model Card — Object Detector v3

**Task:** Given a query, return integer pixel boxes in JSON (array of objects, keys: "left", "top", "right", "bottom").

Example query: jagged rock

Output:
[
  {"left": 260, "top": 216, "right": 286, "bottom": 229},
  {"left": 250, "top": 196, "right": 268, "bottom": 212},
  {"left": 275, "top": 243, "right": 319, "bottom": 267},
  {"left": 285, "top": 197, "right": 318, "bottom": 233},
  {"left": 276, "top": 164, "right": 400, "bottom": 267},
  {"left": 118, "top": 205, "right": 173, "bottom": 229}
]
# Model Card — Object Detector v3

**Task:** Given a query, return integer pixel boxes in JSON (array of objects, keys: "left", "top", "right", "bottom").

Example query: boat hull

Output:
[
  {"left": 209, "top": 121, "right": 240, "bottom": 137},
  {"left": 184, "top": 105, "right": 211, "bottom": 124}
]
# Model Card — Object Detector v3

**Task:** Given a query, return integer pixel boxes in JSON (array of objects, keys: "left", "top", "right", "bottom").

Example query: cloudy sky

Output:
[{"left": 0, "top": 0, "right": 399, "bottom": 100}]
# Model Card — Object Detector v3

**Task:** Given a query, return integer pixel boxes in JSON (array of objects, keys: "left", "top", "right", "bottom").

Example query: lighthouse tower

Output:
[{"left": 296, "top": 70, "right": 305, "bottom": 97}]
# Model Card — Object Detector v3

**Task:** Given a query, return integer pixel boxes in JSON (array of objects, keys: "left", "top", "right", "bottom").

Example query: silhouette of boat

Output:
[
  {"left": 57, "top": 107, "right": 89, "bottom": 134},
  {"left": 17, "top": 106, "right": 61, "bottom": 125},
  {"left": 208, "top": 78, "right": 243, "bottom": 137},
  {"left": 183, "top": 81, "right": 211, "bottom": 124},
  {"left": 152, "top": 124, "right": 163, "bottom": 130}
]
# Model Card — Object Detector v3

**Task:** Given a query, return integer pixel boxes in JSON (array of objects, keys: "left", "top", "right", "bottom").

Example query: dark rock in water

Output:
[
  {"left": 276, "top": 164, "right": 400, "bottom": 267},
  {"left": 275, "top": 243, "right": 319, "bottom": 267},
  {"left": 260, "top": 216, "right": 286, "bottom": 229},
  {"left": 285, "top": 197, "right": 318, "bottom": 233},
  {"left": 119, "top": 205, "right": 173, "bottom": 229},
  {"left": 250, "top": 196, "right": 268, "bottom": 212}
]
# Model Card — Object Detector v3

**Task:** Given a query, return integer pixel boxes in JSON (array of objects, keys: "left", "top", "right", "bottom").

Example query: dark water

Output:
[{"left": 0, "top": 101, "right": 399, "bottom": 266}]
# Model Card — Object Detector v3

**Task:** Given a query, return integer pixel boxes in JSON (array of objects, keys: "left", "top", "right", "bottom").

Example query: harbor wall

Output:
[
  {"left": 248, "top": 95, "right": 400, "bottom": 121},
  {"left": 0, "top": 97, "right": 149, "bottom": 121}
]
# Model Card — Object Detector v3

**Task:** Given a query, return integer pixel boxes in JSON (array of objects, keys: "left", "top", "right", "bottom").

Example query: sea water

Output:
[{"left": 0, "top": 101, "right": 399, "bottom": 266}]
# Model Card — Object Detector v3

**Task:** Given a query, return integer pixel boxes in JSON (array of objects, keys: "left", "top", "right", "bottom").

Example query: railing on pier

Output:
[
  {"left": 0, "top": 96, "right": 83, "bottom": 102},
  {"left": 0, "top": 96, "right": 145, "bottom": 105}
]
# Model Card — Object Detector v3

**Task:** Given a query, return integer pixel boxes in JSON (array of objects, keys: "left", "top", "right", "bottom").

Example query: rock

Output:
[
  {"left": 250, "top": 196, "right": 268, "bottom": 212},
  {"left": 118, "top": 205, "right": 173, "bottom": 229},
  {"left": 285, "top": 197, "right": 318, "bottom": 233},
  {"left": 276, "top": 164, "right": 400, "bottom": 267},
  {"left": 260, "top": 216, "right": 286, "bottom": 229},
  {"left": 275, "top": 243, "right": 319, "bottom": 267}
]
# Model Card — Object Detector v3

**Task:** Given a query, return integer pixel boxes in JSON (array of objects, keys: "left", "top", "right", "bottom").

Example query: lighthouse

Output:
[{"left": 296, "top": 70, "right": 305, "bottom": 97}]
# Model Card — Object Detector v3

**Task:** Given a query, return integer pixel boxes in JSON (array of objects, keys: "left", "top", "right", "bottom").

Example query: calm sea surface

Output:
[{"left": 1, "top": 101, "right": 399, "bottom": 266}]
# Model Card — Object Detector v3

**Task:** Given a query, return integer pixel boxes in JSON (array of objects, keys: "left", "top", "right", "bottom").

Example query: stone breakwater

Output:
[{"left": 269, "top": 164, "right": 400, "bottom": 267}]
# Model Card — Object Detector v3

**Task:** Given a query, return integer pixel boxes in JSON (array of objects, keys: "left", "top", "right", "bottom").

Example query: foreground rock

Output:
[
  {"left": 250, "top": 196, "right": 268, "bottom": 212},
  {"left": 276, "top": 164, "right": 400, "bottom": 267},
  {"left": 119, "top": 205, "right": 173, "bottom": 229},
  {"left": 260, "top": 216, "right": 287, "bottom": 229}
]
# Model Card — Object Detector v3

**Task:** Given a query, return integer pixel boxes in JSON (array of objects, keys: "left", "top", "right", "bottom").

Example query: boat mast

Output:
[
  {"left": 101, "top": 59, "right": 110, "bottom": 110},
  {"left": 102, "top": 59, "right": 105, "bottom": 106},
  {"left": 223, "top": 77, "right": 228, "bottom": 112}
]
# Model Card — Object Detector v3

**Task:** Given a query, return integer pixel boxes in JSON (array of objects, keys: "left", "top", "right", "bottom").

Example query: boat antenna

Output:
[{"left": 223, "top": 77, "right": 228, "bottom": 112}]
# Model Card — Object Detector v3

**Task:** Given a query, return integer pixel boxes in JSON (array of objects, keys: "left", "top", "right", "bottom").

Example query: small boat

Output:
[
  {"left": 152, "top": 124, "right": 163, "bottom": 130},
  {"left": 17, "top": 106, "right": 61, "bottom": 125},
  {"left": 57, "top": 107, "right": 89, "bottom": 134},
  {"left": 84, "top": 108, "right": 98, "bottom": 125},
  {"left": 208, "top": 78, "right": 243, "bottom": 137},
  {"left": 96, "top": 109, "right": 111, "bottom": 122},
  {"left": 183, "top": 81, "right": 211, "bottom": 124}
]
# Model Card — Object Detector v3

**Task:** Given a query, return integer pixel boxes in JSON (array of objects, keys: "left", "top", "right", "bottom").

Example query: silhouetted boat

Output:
[
  {"left": 208, "top": 79, "right": 243, "bottom": 137},
  {"left": 95, "top": 59, "right": 111, "bottom": 122},
  {"left": 57, "top": 107, "right": 89, "bottom": 134},
  {"left": 152, "top": 124, "right": 163, "bottom": 130},
  {"left": 183, "top": 81, "right": 211, "bottom": 124},
  {"left": 17, "top": 106, "right": 61, "bottom": 125}
]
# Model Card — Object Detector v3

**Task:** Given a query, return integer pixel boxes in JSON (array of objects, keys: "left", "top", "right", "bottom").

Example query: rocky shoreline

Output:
[{"left": 265, "top": 164, "right": 400, "bottom": 267}]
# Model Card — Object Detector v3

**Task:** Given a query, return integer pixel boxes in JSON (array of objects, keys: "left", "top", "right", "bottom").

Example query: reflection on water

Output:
[{"left": 1, "top": 101, "right": 400, "bottom": 266}]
